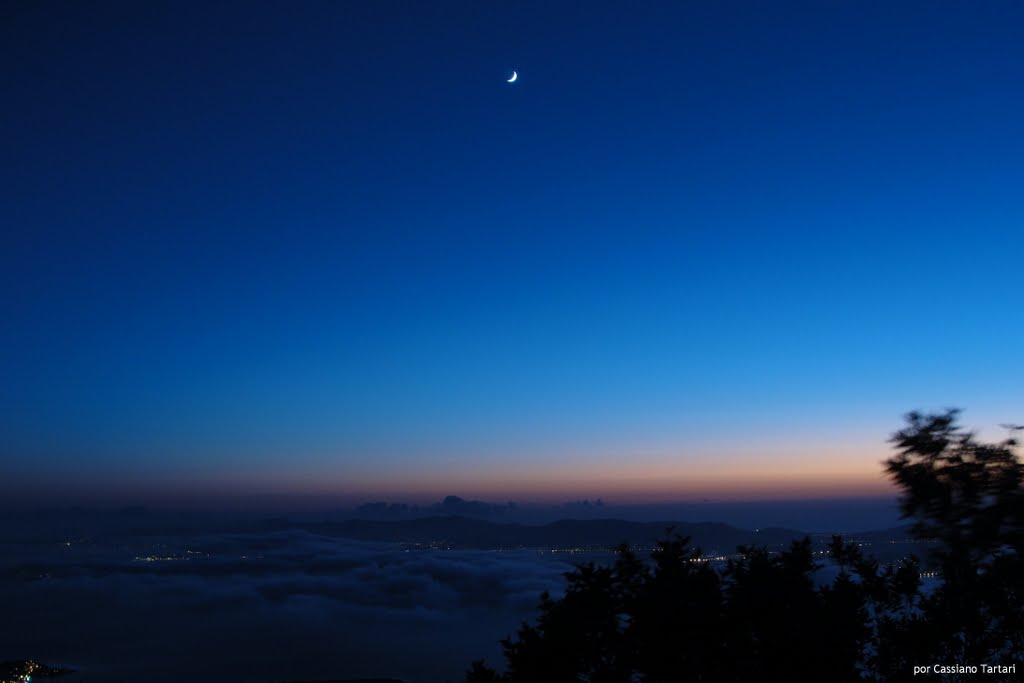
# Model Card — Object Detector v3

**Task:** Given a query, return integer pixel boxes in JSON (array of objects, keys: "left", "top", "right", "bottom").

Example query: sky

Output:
[{"left": 2, "top": 1, "right": 1023, "bottom": 508}]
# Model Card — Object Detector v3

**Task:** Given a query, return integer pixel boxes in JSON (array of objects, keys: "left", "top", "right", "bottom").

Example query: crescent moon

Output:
[{"left": 507, "top": 71, "right": 518, "bottom": 83}]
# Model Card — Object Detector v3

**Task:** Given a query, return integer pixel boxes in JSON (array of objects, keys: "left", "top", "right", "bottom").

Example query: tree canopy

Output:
[{"left": 466, "top": 410, "right": 1023, "bottom": 682}]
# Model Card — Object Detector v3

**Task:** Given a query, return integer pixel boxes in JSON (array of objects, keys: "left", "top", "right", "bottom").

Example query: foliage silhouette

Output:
[
  {"left": 466, "top": 410, "right": 1023, "bottom": 682},
  {"left": 883, "top": 409, "right": 1024, "bottom": 670}
]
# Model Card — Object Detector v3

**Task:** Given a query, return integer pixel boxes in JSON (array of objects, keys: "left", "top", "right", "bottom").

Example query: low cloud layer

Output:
[{"left": 0, "top": 526, "right": 573, "bottom": 682}]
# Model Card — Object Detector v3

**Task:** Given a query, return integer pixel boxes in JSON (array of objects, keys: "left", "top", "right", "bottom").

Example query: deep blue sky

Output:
[{"left": 2, "top": 1, "right": 1022, "bottom": 506}]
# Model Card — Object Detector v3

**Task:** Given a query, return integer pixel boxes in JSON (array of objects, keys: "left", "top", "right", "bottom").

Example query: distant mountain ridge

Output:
[
  {"left": 251, "top": 515, "right": 810, "bottom": 554},
  {"left": 282, "top": 679, "right": 405, "bottom": 683}
]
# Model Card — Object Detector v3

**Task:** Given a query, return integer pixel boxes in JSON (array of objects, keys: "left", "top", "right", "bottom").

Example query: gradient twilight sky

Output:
[{"left": 2, "top": 1, "right": 1022, "bottom": 507}]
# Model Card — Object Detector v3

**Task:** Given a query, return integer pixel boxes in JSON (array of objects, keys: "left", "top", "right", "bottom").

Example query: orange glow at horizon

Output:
[
  {"left": 322, "top": 469, "right": 895, "bottom": 504},
  {"left": 276, "top": 440, "right": 899, "bottom": 503},
  {"left": 38, "top": 435, "right": 904, "bottom": 506}
]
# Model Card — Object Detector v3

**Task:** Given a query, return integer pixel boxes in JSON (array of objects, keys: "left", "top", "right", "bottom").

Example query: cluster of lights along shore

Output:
[{"left": 0, "top": 659, "right": 72, "bottom": 683}]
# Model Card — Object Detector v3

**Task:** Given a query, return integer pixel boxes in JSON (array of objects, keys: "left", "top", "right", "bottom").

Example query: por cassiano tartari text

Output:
[{"left": 914, "top": 664, "right": 1016, "bottom": 676}]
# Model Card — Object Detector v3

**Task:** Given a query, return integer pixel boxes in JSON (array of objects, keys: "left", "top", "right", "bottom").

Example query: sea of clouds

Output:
[{"left": 0, "top": 526, "right": 575, "bottom": 682}]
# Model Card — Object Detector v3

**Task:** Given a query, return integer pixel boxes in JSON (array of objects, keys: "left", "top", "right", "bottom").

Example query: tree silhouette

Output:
[
  {"left": 466, "top": 410, "right": 1023, "bottom": 682},
  {"left": 884, "top": 409, "right": 1024, "bottom": 667}
]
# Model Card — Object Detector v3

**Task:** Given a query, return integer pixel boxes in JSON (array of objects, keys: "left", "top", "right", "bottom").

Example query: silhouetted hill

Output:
[
  {"left": 283, "top": 679, "right": 405, "bottom": 683},
  {"left": 252, "top": 516, "right": 807, "bottom": 554}
]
